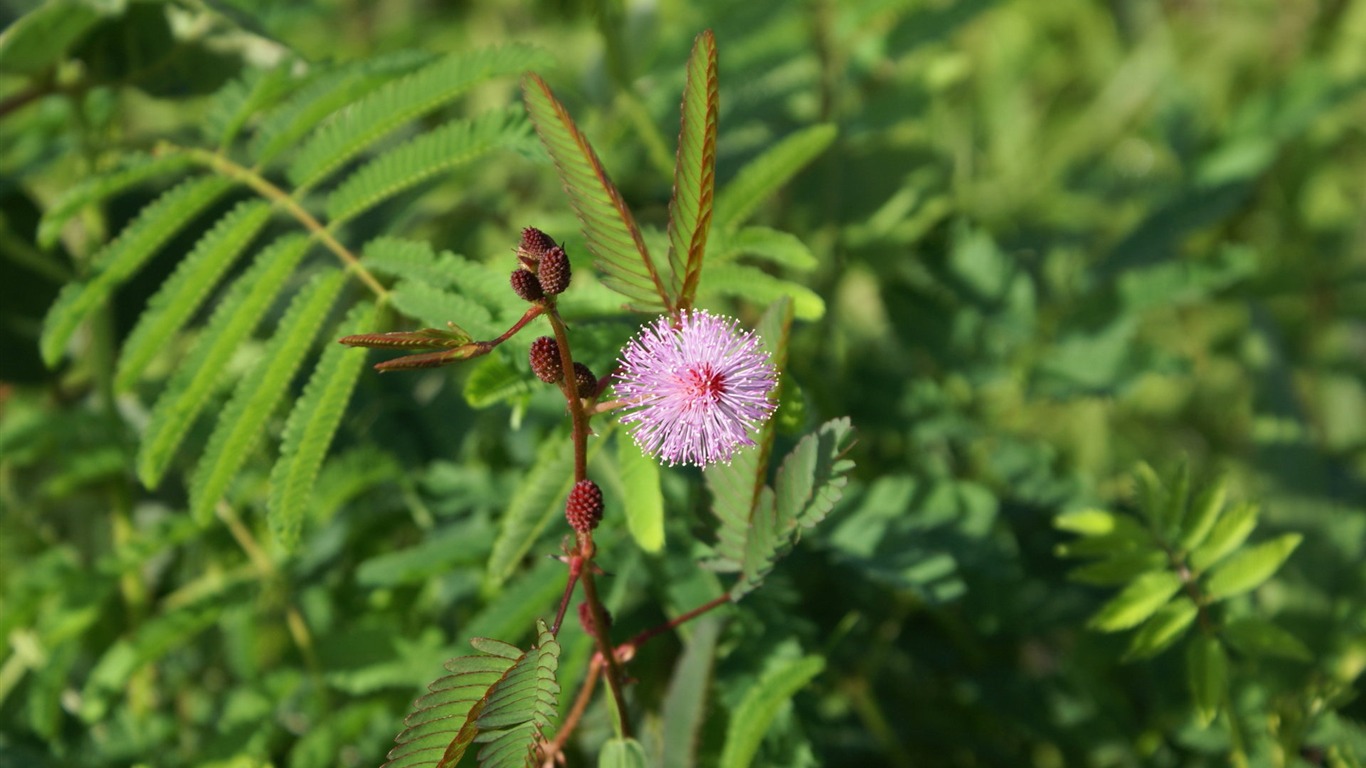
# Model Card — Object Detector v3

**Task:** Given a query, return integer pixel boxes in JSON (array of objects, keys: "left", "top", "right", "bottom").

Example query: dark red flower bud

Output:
[
  {"left": 529, "top": 336, "right": 562, "bottom": 383},
  {"left": 510, "top": 268, "right": 544, "bottom": 301},
  {"left": 566, "top": 479, "right": 603, "bottom": 532},
  {"left": 518, "top": 227, "right": 557, "bottom": 265},
  {"left": 537, "top": 246, "right": 571, "bottom": 295},
  {"left": 572, "top": 362, "right": 597, "bottom": 399}
]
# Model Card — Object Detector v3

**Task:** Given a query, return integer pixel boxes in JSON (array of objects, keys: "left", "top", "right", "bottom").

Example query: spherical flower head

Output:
[{"left": 615, "top": 310, "right": 778, "bottom": 467}]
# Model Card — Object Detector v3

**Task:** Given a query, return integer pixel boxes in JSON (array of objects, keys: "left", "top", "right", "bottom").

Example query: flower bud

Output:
[
  {"left": 518, "top": 227, "right": 557, "bottom": 267},
  {"left": 529, "top": 336, "right": 563, "bottom": 383},
  {"left": 566, "top": 479, "right": 603, "bottom": 532},
  {"left": 572, "top": 362, "right": 597, "bottom": 399},
  {"left": 577, "top": 600, "right": 613, "bottom": 636},
  {"left": 538, "top": 246, "right": 571, "bottom": 295},
  {"left": 510, "top": 268, "right": 544, "bottom": 301}
]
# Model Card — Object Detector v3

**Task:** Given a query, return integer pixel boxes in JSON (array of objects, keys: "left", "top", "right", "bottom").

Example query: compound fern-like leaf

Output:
[
  {"left": 41, "top": 175, "right": 232, "bottom": 365},
  {"left": 115, "top": 199, "right": 273, "bottom": 391},
  {"left": 268, "top": 299, "right": 378, "bottom": 551},
  {"left": 250, "top": 50, "right": 433, "bottom": 165},
  {"left": 188, "top": 268, "right": 346, "bottom": 522},
  {"left": 665, "top": 29, "right": 719, "bottom": 311},
  {"left": 204, "top": 64, "right": 296, "bottom": 150},
  {"left": 712, "top": 123, "right": 836, "bottom": 232},
  {"left": 137, "top": 235, "right": 313, "bottom": 489},
  {"left": 37, "top": 152, "right": 195, "bottom": 248},
  {"left": 522, "top": 73, "right": 670, "bottom": 312},
  {"left": 289, "top": 45, "right": 546, "bottom": 191},
  {"left": 384, "top": 621, "right": 560, "bottom": 768},
  {"left": 326, "top": 108, "right": 531, "bottom": 224},
  {"left": 702, "top": 298, "right": 793, "bottom": 587}
]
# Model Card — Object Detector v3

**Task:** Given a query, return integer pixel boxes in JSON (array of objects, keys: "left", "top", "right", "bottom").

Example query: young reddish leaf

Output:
[
  {"left": 666, "top": 30, "right": 719, "bottom": 311},
  {"left": 522, "top": 73, "right": 671, "bottom": 312}
]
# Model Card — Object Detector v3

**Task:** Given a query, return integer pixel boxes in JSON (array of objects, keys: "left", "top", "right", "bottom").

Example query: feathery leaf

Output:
[
  {"left": 698, "top": 262, "right": 825, "bottom": 320},
  {"left": 522, "top": 74, "right": 670, "bottom": 311},
  {"left": 711, "top": 226, "right": 818, "bottom": 271},
  {"left": 268, "top": 300, "right": 378, "bottom": 551},
  {"left": 250, "top": 51, "right": 433, "bottom": 165},
  {"left": 718, "top": 655, "right": 825, "bottom": 768},
  {"left": 137, "top": 235, "right": 313, "bottom": 489},
  {"left": 114, "top": 200, "right": 273, "bottom": 391},
  {"left": 288, "top": 46, "right": 547, "bottom": 190},
  {"left": 484, "top": 432, "right": 576, "bottom": 592},
  {"left": 712, "top": 123, "right": 836, "bottom": 232},
  {"left": 204, "top": 64, "right": 297, "bottom": 150},
  {"left": 384, "top": 621, "right": 560, "bottom": 768},
  {"left": 665, "top": 30, "right": 719, "bottom": 311},
  {"left": 326, "top": 108, "right": 532, "bottom": 224},
  {"left": 37, "top": 152, "right": 195, "bottom": 248},
  {"left": 188, "top": 269, "right": 346, "bottom": 522},
  {"left": 41, "top": 176, "right": 232, "bottom": 365}
]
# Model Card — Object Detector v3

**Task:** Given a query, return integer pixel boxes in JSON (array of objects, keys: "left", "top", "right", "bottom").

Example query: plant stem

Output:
[
  {"left": 541, "top": 301, "right": 631, "bottom": 735},
  {"left": 166, "top": 144, "right": 389, "bottom": 298},
  {"left": 539, "top": 654, "right": 604, "bottom": 767},
  {"left": 621, "top": 594, "right": 730, "bottom": 651}
]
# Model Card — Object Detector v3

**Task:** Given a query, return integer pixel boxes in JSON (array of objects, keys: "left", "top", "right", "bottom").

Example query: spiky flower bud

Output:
[
  {"left": 529, "top": 336, "right": 563, "bottom": 383},
  {"left": 565, "top": 479, "right": 604, "bottom": 532},
  {"left": 537, "top": 246, "right": 571, "bottom": 295},
  {"left": 572, "top": 362, "right": 597, "bottom": 399},
  {"left": 510, "top": 268, "right": 544, "bottom": 302},
  {"left": 518, "top": 227, "right": 557, "bottom": 267}
]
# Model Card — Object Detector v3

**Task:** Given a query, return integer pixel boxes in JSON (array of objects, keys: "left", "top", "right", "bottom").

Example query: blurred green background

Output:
[{"left": 2, "top": 0, "right": 1365, "bottom": 765}]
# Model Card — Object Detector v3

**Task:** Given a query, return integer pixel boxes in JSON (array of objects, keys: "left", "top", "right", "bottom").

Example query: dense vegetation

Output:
[{"left": 2, "top": 1, "right": 1364, "bottom": 766}]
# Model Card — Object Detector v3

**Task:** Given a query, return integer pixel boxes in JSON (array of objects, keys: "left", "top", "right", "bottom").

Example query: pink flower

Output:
[{"left": 614, "top": 310, "right": 778, "bottom": 466}]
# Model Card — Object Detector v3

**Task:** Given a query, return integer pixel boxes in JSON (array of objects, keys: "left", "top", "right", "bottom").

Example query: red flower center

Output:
[{"left": 680, "top": 363, "right": 726, "bottom": 402}]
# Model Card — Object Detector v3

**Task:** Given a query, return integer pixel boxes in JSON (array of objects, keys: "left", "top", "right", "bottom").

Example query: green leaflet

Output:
[
  {"left": 115, "top": 199, "right": 273, "bottom": 391},
  {"left": 718, "top": 655, "right": 825, "bottom": 768},
  {"left": 660, "top": 616, "right": 721, "bottom": 768},
  {"left": 137, "top": 235, "right": 313, "bottom": 489},
  {"left": 1186, "top": 634, "right": 1227, "bottom": 727},
  {"left": 698, "top": 262, "right": 825, "bottom": 320},
  {"left": 1190, "top": 501, "right": 1259, "bottom": 572},
  {"left": 730, "top": 418, "right": 854, "bottom": 600},
  {"left": 268, "top": 300, "right": 379, "bottom": 552},
  {"left": 664, "top": 30, "right": 719, "bottom": 311},
  {"left": 1202, "top": 533, "right": 1302, "bottom": 601},
  {"left": 204, "top": 64, "right": 297, "bottom": 150},
  {"left": 250, "top": 50, "right": 433, "bottom": 164},
  {"left": 40, "top": 175, "right": 232, "bottom": 365},
  {"left": 0, "top": 0, "right": 108, "bottom": 75},
  {"left": 1123, "top": 597, "right": 1199, "bottom": 661},
  {"left": 1087, "top": 570, "right": 1183, "bottom": 632},
  {"left": 384, "top": 620, "right": 559, "bottom": 768},
  {"left": 616, "top": 434, "right": 665, "bottom": 553},
  {"left": 362, "top": 236, "right": 464, "bottom": 288},
  {"left": 483, "top": 429, "right": 614, "bottom": 593},
  {"left": 710, "top": 226, "right": 819, "bottom": 271},
  {"left": 326, "top": 109, "right": 532, "bottom": 224},
  {"left": 289, "top": 45, "right": 547, "bottom": 191},
  {"left": 704, "top": 299, "right": 794, "bottom": 576},
  {"left": 463, "top": 355, "right": 534, "bottom": 410},
  {"left": 37, "top": 152, "right": 195, "bottom": 248},
  {"left": 712, "top": 123, "right": 837, "bottom": 232},
  {"left": 522, "top": 73, "right": 670, "bottom": 312},
  {"left": 188, "top": 269, "right": 346, "bottom": 522},
  {"left": 600, "top": 739, "right": 650, "bottom": 768}
]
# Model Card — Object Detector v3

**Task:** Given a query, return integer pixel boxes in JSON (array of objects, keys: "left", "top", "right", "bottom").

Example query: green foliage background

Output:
[{"left": 2, "top": 0, "right": 1366, "bottom": 765}]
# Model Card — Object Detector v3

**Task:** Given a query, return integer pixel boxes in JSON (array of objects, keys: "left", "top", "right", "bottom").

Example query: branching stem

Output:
[{"left": 163, "top": 143, "right": 389, "bottom": 298}]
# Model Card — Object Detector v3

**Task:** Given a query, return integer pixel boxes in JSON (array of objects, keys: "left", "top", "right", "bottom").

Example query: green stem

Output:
[{"left": 165, "top": 144, "right": 389, "bottom": 298}]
